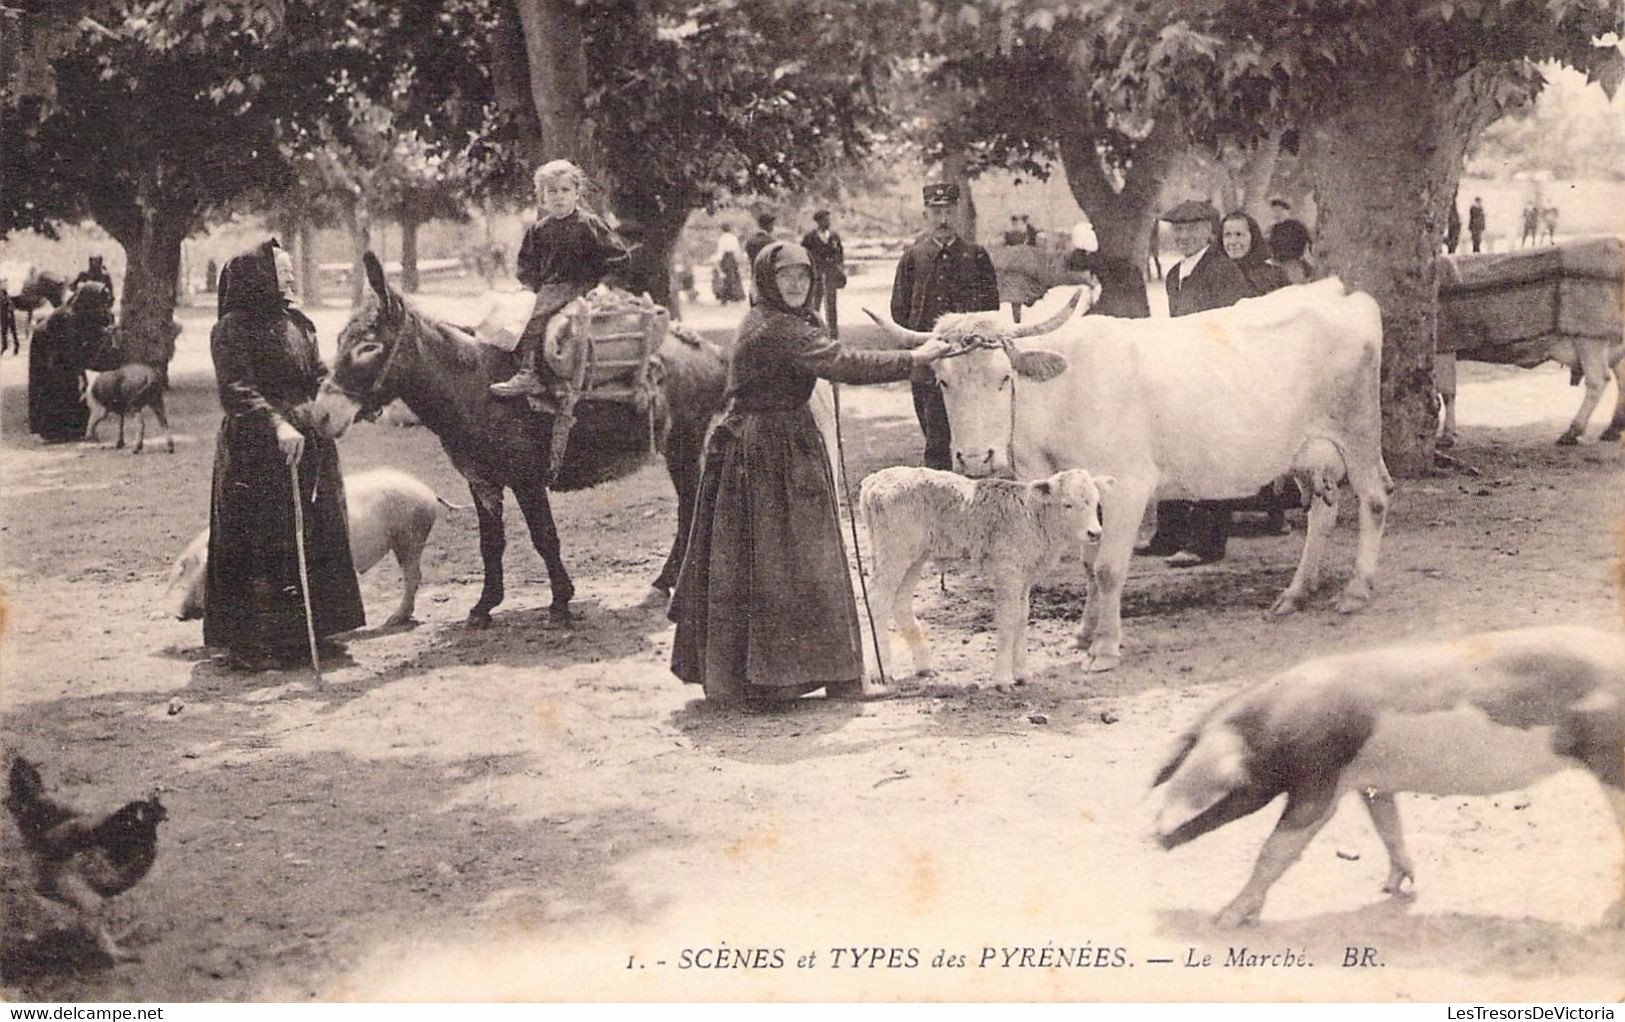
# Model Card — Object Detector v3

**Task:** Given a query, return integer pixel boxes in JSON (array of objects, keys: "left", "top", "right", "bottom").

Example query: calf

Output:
[
  {"left": 168, "top": 468, "right": 456, "bottom": 626},
  {"left": 1152, "top": 625, "right": 1625, "bottom": 928},
  {"left": 86, "top": 364, "right": 173, "bottom": 454},
  {"left": 860, "top": 467, "right": 1111, "bottom": 687}
]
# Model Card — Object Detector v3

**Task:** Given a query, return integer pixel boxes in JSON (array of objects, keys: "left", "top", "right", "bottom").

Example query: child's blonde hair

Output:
[{"left": 534, "top": 159, "right": 588, "bottom": 193}]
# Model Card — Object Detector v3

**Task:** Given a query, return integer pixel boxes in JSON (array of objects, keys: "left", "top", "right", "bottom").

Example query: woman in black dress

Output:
[
  {"left": 669, "top": 242, "right": 947, "bottom": 706},
  {"left": 204, "top": 239, "right": 364, "bottom": 669},
  {"left": 26, "top": 282, "right": 109, "bottom": 443}
]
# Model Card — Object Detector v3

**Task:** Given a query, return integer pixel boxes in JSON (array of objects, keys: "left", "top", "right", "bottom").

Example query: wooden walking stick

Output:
[{"left": 289, "top": 459, "right": 323, "bottom": 685}]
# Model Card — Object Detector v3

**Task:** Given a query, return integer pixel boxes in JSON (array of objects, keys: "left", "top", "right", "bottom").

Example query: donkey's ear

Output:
[{"left": 363, "top": 252, "right": 390, "bottom": 302}]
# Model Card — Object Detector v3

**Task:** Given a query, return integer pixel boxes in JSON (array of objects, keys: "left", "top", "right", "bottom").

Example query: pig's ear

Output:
[
  {"left": 1033, "top": 479, "right": 1053, "bottom": 497},
  {"left": 1093, "top": 475, "right": 1116, "bottom": 493}
]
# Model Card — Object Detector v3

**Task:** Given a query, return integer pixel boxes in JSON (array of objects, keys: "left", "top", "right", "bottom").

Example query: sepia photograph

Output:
[{"left": 1, "top": 0, "right": 1623, "bottom": 1004}]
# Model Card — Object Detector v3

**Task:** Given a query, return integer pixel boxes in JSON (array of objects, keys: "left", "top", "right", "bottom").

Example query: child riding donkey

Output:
[{"left": 489, "top": 160, "right": 632, "bottom": 409}]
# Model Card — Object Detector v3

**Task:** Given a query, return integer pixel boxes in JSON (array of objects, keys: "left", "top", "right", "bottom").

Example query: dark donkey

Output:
[{"left": 312, "top": 252, "right": 726, "bottom": 626}]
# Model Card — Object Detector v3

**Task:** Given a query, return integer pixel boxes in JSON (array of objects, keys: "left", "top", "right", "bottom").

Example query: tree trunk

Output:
[
  {"left": 612, "top": 199, "right": 689, "bottom": 310},
  {"left": 344, "top": 206, "right": 373, "bottom": 307},
  {"left": 112, "top": 206, "right": 188, "bottom": 369},
  {"left": 941, "top": 150, "right": 977, "bottom": 244},
  {"left": 1302, "top": 72, "right": 1470, "bottom": 477},
  {"left": 511, "top": 0, "right": 597, "bottom": 174},
  {"left": 298, "top": 219, "right": 322, "bottom": 307},
  {"left": 1237, "top": 134, "right": 1282, "bottom": 224},
  {"left": 1057, "top": 118, "right": 1181, "bottom": 284},
  {"left": 400, "top": 215, "right": 421, "bottom": 293}
]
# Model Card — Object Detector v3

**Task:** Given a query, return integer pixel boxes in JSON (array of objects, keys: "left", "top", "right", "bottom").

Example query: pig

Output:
[
  {"left": 1152, "top": 625, "right": 1625, "bottom": 928},
  {"left": 168, "top": 468, "right": 459, "bottom": 626}
]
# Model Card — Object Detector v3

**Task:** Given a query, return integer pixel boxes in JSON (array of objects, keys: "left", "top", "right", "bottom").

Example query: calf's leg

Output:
[{"left": 891, "top": 553, "right": 933, "bottom": 678}]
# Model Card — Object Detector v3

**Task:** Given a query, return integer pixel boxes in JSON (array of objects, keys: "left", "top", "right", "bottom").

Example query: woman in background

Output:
[{"left": 1222, "top": 211, "right": 1287, "bottom": 297}]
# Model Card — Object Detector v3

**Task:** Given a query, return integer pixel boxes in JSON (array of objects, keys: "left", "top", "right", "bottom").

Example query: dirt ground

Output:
[{"left": 1, "top": 280, "right": 1623, "bottom": 1003}]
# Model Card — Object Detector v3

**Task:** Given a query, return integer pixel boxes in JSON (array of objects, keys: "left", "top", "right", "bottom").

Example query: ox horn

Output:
[
  {"left": 1010, "top": 289, "right": 1084, "bottom": 339},
  {"left": 864, "top": 308, "right": 934, "bottom": 347}
]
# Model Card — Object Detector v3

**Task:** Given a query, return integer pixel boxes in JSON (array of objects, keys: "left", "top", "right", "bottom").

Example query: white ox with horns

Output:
[{"left": 868, "top": 278, "right": 1393, "bottom": 672}]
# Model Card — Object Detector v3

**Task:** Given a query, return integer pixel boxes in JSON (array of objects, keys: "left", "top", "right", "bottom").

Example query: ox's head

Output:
[
  {"left": 867, "top": 290, "right": 1084, "bottom": 478},
  {"left": 312, "top": 251, "right": 408, "bottom": 438}
]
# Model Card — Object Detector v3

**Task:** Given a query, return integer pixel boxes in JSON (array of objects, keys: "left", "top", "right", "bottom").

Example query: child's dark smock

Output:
[{"left": 516, "top": 208, "right": 631, "bottom": 315}]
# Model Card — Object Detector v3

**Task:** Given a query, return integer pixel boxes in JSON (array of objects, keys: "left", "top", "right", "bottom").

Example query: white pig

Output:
[{"left": 168, "top": 468, "right": 458, "bottom": 626}]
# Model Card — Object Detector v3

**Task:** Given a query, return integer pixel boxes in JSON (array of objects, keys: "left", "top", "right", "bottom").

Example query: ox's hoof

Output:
[
  {"left": 548, "top": 604, "right": 574, "bottom": 624},
  {"left": 1335, "top": 589, "right": 1372, "bottom": 615},
  {"left": 1436, "top": 432, "right": 1456, "bottom": 450},
  {"left": 1601, "top": 426, "right": 1623, "bottom": 443},
  {"left": 384, "top": 612, "right": 417, "bottom": 628},
  {"left": 1267, "top": 591, "right": 1306, "bottom": 617},
  {"left": 467, "top": 610, "right": 494, "bottom": 629},
  {"left": 1085, "top": 653, "right": 1121, "bottom": 673},
  {"left": 1556, "top": 431, "right": 1581, "bottom": 446}
]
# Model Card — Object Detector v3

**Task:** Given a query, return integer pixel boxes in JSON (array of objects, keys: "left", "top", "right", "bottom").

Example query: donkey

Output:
[{"left": 312, "top": 252, "right": 727, "bottom": 627}]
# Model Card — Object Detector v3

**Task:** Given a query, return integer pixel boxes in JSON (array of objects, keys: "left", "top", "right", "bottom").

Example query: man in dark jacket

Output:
[
  {"left": 890, "top": 182, "right": 1000, "bottom": 470},
  {"left": 1468, "top": 197, "right": 1487, "bottom": 253},
  {"left": 1147, "top": 200, "right": 1250, "bottom": 566},
  {"left": 801, "top": 209, "right": 845, "bottom": 337}
]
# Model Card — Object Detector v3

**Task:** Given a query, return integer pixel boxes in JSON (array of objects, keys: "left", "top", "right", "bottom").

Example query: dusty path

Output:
[{"left": 2, "top": 287, "right": 1622, "bottom": 1001}]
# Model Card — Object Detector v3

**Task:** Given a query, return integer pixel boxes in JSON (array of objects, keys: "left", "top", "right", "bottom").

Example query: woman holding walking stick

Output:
[{"left": 204, "top": 239, "right": 363, "bottom": 671}]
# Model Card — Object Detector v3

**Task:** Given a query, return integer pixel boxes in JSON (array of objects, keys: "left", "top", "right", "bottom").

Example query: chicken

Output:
[{"left": 5, "top": 756, "right": 166, "bottom": 962}]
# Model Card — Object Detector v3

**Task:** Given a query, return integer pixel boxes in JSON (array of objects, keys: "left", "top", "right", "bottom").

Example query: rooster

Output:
[{"left": 5, "top": 757, "right": 166, "bottom": 962}]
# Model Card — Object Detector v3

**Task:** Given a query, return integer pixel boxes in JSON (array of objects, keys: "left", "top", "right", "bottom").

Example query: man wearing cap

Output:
[
  {"left": 1162, "top": 200, "right": 1247, "bottom": 318},
  {"left": 801, "top": 209, "right": 846, "bottom": 337},
  {"left": 1145, "top": 199, "right": 1249, "bottom": 566},
  {"left": 891, "top": 183, "right": 1000, "bottom": 470}
]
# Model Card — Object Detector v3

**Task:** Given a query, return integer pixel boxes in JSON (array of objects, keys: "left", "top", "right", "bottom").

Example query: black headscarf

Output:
[
  {"left": 751, "top": 241, "right": 819, "bottom": 324},
  {"left": 217, "top": 238, "right": 287, "bottom": 318},
  {"left": 1222, "top": 211, "right": 1271, "bottom": 274},
  {"left": 217, "top": 238, "right": 318, "bottom": 335}
]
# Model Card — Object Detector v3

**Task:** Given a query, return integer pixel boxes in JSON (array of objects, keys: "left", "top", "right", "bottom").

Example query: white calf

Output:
[{"left": 860, "top": 467, "right": 1111, "bottom": 686}]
